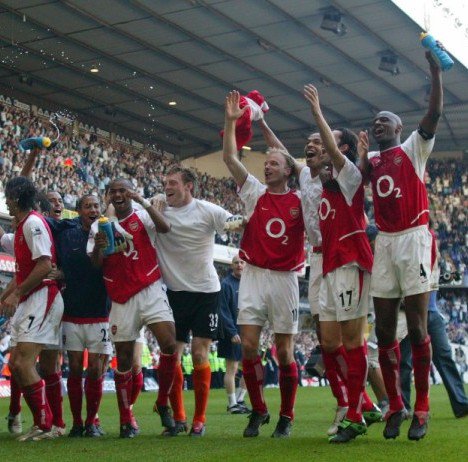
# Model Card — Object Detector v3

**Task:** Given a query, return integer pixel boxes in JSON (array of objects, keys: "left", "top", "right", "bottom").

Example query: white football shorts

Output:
[{"left": 237, "top": 263, "right": 299, "bottom": 335}]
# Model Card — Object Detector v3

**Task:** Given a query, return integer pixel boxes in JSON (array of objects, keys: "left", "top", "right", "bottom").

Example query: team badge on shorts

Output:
[
  {"left": 111, "top": 325, "right": 118, "bottom": 335},
  {"left": 290, "top": 207, "right": 300, "bottom": 218},
  {"left": 129, "top": 221, "right": 139, "bottom": 232},
  {"left": 393, "top": 156, "right": 403, "bottom": 166}
]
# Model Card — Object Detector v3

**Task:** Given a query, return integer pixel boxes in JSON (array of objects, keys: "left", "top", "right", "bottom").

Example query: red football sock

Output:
[
  {"left": 379, "top": 340, "right": 404, "bottom": 413},
  {"left": 44, "top": 371, "right": 65, "bottom": 428},
  {"left": 169, "top": 362, "right": 186, "bottom": 421},
  {"left": 67, "top": 375, "right": 84, "bottom": 426},
  {"left": 114, "top": 370, "right": 133, "bottom": 425},
  {"left": 23, "top": 379, "right": 52, "bottom": 431},
  {"left": 279, "top": 362, "right": 298, "bottom": 420},
  {"left": 322, "top": 347, "right": 349, "bottom": 407},
  {"left": 84, "top": 376, "right": 104, "bottom": 426},
  {"left": 360, "top": 341, "right": 375, "bottom": 412},
  {"left": 242, "top": 356, "right": 267, "bottom": 415},
  {"left": 345, "top": 345, "right": 368, "bottom": 423},
  {"left": 130, "top": 369, "right": 143, "bottom": 406},
  {"left": 156, "top": 352, "right": 177, "bottom": 407},
  {"left": 361, "top": 390, "right": 375, "bottom": 412},
  {"left": 411, "top": 336, "right": 431, "bottom": 413},
  {"left": 192, "top": 362, "right": 211, "bottom": 424},
  {"left": 9, "top": 375, "right": 22, "bottom": 416}
]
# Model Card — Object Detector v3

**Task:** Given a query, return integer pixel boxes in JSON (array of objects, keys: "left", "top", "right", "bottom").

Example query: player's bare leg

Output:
[
  {"left": 39, "top": 349, "right": 65, "bottom": 436},
  {"left": 375, "top": 297, "right": 408, "bottom": 439},
  {"left": 148, "top": 321, "right": 177, "bottom": 434},
  {"left": 114, "top": 341, "right": 137, "bottom": 438},
  {"left": 272, "top": 333, "right": 297, "bottom": 438},
  {"left": 10, "top": 342, "right": 53, "bottom": 441},
  {"left": 404, "top": 292, "right": 431, "bottom": 440},
  {"left": 189, "top": 336, "right": 212, "bottom": 436},
  {"left": 241, "top": 324, "right": 270, "bottom": 437},
  {"left": 225, "top": 360, "right": 244, "bottom": 413},
  {"left": 368, "top": 366, "right": 388, "bottom": 413},
  {"left": 236, "top": 376, "right": 249, "bottom": 410}
]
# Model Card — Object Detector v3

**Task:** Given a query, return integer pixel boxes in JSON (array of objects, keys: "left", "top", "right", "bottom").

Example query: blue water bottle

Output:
[
  {"left": 18, "top": 136, "right": 52, "bottom": 152},
  {"left": 420, "top": 33, "right": 454, "bottom": 71},
  {"left": 98, "top": 217, "right": 115, "bottom": 256}
]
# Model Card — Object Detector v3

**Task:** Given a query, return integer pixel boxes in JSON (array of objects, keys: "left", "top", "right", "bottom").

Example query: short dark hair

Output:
[
  {"left": 35, "top": 191, "right": 52, "bottom": 215},
  {"left": 5, "top": 176, "right": 37, "bottom": 211},
  {"left": 335, "top": 127, "right": 358, "bottom": 164},
  {"left": 109, "top": 177, "right": 134, "bottom": 190},
  {"left": 166, "top": 166, "right": 198, "bottom": 193},
  {"left": 76, "top": 194, "right": 98, "bottom": 211}
]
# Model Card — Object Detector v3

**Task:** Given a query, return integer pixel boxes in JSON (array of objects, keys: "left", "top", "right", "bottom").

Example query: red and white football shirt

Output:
[
  {"left": 368, "top": 131, "right": 434, "bottom": 233},
  {"left": 14, "top": 211, "right": 59, "bottom": 301},
  {"left": 319, "top": 158, "right": 373, "bottom": 276},
  {"left": 88, "top": 210, "right": 161, "bottom": 303},
  {"left": 238, "top": 174, "right": 305, "bottom": 272},
  {"left": 299, "top": 167, "right": 322, "bottom": 248}
]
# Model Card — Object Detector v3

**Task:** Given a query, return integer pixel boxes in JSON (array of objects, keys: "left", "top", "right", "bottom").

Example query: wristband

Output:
[{"left": 141, "top": 199, "right": 152, "bottom": 209}]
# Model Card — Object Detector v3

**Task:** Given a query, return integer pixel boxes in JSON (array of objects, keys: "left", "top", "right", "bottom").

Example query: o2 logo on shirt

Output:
[
  {"left": 122, "top": 239, "right": 139, "bottom": 260},
  {"left": 265, "top": 218, "right": 288, "bottom": 245},
  {"left": 376, "top": 175, "right": 402, "bottom": 199},
  {"left": 319, "top": 198, "right": 336, "bottom": 221}
]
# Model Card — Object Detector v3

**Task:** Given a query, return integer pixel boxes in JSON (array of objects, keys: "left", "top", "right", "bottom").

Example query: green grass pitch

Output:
[{"left": 0, "top": 384, "right": 466, "bottom": 461}]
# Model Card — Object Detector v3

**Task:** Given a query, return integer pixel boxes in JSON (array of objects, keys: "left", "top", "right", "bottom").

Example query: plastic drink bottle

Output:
[
  {"left": 420, "top": 33, "right": 454, "bottom": 71},
  {"left": 18, "top": 136, "right": 52, "bottom": 152},
  {"left": 98, "top": 217, "right": 115, "bottom": 256}
]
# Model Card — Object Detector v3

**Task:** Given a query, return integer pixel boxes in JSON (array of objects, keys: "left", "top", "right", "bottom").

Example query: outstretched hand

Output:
[
  {"left": 425, "top": 40, "right": 445, "bottom": 73},
  {"left": 225, "top": 91, "right": 248, "bottom": 121},
  {"left": 304, "top": 84, "right": 321, "bottom": 113},
  {"left": 357, "top": 130, "right": 369, "bottom": 159}
]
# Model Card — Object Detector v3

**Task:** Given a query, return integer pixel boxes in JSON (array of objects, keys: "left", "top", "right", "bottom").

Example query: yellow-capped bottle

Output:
[{"left": 98, "top": 217, "right": 115, "bottom": 256}]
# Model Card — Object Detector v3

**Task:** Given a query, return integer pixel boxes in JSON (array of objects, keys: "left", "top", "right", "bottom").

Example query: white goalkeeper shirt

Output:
[{"left": 155, "top": 198, "right": 231, "bottom": 292}]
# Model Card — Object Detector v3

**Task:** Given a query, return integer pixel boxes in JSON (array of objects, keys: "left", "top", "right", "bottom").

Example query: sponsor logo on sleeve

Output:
[{"left": 31, "top": 226, "right": 42, "bottom": 236}]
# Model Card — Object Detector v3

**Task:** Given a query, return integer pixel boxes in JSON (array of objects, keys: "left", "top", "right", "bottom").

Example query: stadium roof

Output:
[{"left": 0, "top": 0, "right": 467, "bottom": 158}]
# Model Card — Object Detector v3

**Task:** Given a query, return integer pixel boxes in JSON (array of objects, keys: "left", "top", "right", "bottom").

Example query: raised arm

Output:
[
  {"left": 304, "top": 85, "right": 345, "bottom": 173},
  {"left": 357, "top": 130, "right": 371, "bottom": 178},
  {"left": 258, "top": 117, "right": 305, "bottom": 175},
  {"left": 20, "top": 147, "right": 40, "bottom": 177},
  {"left": 257, "top": 118, "right": 287, "bottom": 151},
  {"left": 419, "top": 51, "right": 443, "bottom": 136},
  {"left": 223, "top": 91, "right": 249, "bottom": 187}
]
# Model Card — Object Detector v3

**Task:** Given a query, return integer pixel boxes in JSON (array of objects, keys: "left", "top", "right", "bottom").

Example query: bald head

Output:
[
  {"left": 376, "top": 111, "right": 402, "bottom": 127},
  {"left": 372, "top": 111, "right": 403, "bottom": 149}
]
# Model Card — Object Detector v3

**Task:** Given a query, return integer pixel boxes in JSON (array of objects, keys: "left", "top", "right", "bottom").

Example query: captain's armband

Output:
[{"left": 417, "top": 125, "right": 434, "bottom": 141}]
